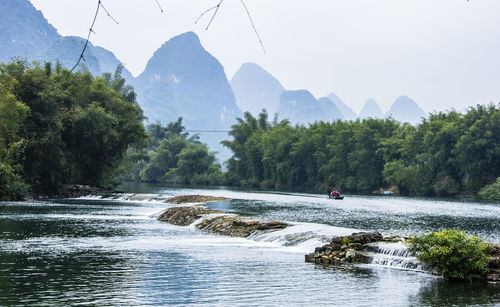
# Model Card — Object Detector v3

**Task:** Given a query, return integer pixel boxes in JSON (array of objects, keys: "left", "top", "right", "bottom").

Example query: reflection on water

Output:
[{"left": 1, "top": 184, "right": 499, "bottom": 306}]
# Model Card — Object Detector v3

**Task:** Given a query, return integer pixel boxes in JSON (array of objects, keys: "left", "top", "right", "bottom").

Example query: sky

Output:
[{"left": 29, "top": 0, "right": 500, "bottom": 114}]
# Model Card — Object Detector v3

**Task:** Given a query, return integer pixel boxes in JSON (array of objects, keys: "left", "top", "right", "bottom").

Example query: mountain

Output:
[
  {"left": 133, "top": 32, "right": 241, "bottom": 161},
  {"left": 0, "top": 0, "right": 132, "bottom": 79},
  {"left": 230, "top": 62, "right": 284, "bottom": 116},
  {"left": 0, "top": 0, "right": 59, "bottom": 63},
  {"left": 359, "top": 98, "right": 383, "bottom": 119},
  {"left": 326, "top": 92, "right": 358, "bottom": 120},
  {"left": 41, "top": 36, "right": 101, "bottom": 75},
  {"left": 134, "top": 31, "right": 240, "bottom": 128},
  {"left": 385, "top": 95, "right": 427, "bottom": 125},
  {"left": 40, "top": 36, "right": 133, "bottom": 79},
  {"left": 278, "top": 90, "right": 343, "bottom": 125}
]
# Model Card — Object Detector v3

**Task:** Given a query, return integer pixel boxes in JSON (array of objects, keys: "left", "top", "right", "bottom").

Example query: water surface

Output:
[{"left": 1, "top": 184, "right": 499, "bottom": 305}]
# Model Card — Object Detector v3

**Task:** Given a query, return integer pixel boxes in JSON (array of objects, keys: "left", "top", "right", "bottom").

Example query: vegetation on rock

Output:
[{"left": 408, "top": 229, "right": 492, "bottom": 281}]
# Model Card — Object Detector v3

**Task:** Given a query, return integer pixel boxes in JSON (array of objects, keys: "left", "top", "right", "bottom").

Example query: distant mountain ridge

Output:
[
  {"left": 0, "top": 0, "right": 59, "bottom": 63},
  {"left": 279, "top": 90, "right": 343, "bottom": 124},
  {"left": 385, "top": 95, "right": 427, "bottom": 125},
  {"left": 0, "top": 0, "right": 132, "bottom": 79},
  {"left": 230, "top": 62, "right": 284, "bottom": 116},
  {"left": 359, "top": 98, "right": 384, "bottom": 119},
  {"left": 327, "top": 93, "right": 357, "bottom": 120}
]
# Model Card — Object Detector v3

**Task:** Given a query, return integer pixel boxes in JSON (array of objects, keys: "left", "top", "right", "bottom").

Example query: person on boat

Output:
[{"left": 327, "top": 187, "right": 332, "bottom": 198}]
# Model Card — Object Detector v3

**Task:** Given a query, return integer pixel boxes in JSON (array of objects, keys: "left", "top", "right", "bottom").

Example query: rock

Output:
[
  {"left": 347, "top": 243, "right": 363, "bottom": 250},
  {"left": 196, "top": 215, "right": 288, "bottom": 237},
  {"left": 157, "top": 205, "right": 289, "bottom": 237},
  {"left": 306, "top": 232, "right": 392, "bottom": 267},
  {"left": 486, "top": 269, "right": 500, "bottom": 282},
  {"left": 157, "top": 206, "right": 222, "bottom": 226},
  {"left": 305, "top": 253, "right": 315, "bottom": 262},
  {"left": 345, "top": 250, "right": 356, "bottom": 262},
  {"left": 329, "top": 232, "right": 383, "bottom": 246}
]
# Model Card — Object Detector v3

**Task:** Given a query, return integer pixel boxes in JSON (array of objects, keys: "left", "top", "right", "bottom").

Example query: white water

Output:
[{"left": 364, "top": 242, "right": 424, "bottom": 271}]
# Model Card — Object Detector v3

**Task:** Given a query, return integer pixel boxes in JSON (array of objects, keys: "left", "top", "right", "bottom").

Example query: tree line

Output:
[{"left": 221, "top": 107, "right": 500, "bottom": 199}]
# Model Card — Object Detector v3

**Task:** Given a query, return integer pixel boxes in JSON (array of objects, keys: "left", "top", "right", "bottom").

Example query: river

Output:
[{"left": 1, "top": 183, "right": 499, "bottom": 306}]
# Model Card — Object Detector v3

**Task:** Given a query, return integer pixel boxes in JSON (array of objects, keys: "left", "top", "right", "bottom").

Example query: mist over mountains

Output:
[{"left": 2, "top": 0, "right": 429, "bottom": 161}]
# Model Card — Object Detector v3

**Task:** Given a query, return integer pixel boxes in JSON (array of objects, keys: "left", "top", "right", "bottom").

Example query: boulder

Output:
[
  {"left": 196, "top": 215, "right": 289, "bottom": 237},
  {"left": 157, "top": 205, "right": 289, "bottom": 237},
  {"left": 306, "top": 232, "right": 389, "bottom": 265},
  {"left": 157, "top": 206, "right": 222, "bottom": 226}
]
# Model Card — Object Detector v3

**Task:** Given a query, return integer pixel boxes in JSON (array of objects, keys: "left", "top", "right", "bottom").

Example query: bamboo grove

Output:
[
  {"left": 0, "top": 60, "right": 147, "bottom": 199},
  {"left": 222, "top": 107, "right": 500, "bottom": 199}
]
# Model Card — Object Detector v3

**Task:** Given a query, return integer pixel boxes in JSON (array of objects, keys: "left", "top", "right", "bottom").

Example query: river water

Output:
[{"left": 1, "top": 183, "right": 499, "bottom": 306}]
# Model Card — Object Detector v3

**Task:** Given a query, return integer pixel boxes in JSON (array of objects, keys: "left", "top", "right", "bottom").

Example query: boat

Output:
[{"left": 328, "top": 194, "right": 344, "bottom": 200}]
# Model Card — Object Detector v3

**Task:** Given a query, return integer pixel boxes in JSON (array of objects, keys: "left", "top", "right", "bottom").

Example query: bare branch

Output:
[
  {"left": 195, "top": 5, "right": 218, "bottom": 25},
  {"left": 239, "top": 0, "right": 266, "bottom": 53},
  {"left": 70, "top": 0, "right": 101, "bottom": 72},
  {"left": 206, "top": 0, "right": 224, "bottom": 30},
  {"left": 154, "top": 0, "right": 164, "bottom": 13},
  {"left": 100, "top": 2, "right": 119, "bottom": 24}
]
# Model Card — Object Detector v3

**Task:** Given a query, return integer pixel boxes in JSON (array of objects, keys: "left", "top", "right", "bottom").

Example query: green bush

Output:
[
  {"left": 341, "top": 237, "right": 352, "bottom": 246},
  {"left": 408, "top": 229, "right": 492, "bottom": 281},
  {"left": 478, "top": 177, "right": 500, "bottom": 201}
]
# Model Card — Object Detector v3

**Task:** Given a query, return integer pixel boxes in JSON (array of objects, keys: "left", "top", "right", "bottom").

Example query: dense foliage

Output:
[
  {"left": 0, "top": 60, "right": 147, "bottom": 199},
  {"left": 121, "top": 118, "right": 223, "bottom": 185},
  {"left": 408, "top": 229, "right": 492, "bottom": 281},
  {"left": 223, "top": 106, "right": 500, "bottom": 197}
]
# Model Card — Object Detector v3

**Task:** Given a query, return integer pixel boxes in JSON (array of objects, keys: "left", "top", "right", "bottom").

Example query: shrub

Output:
[
  {"left": 341, "top": 237, "right": 352, "bottom": 246},
  {"left": 408, "top": 229, "right": 492, "bottom": 281},
  {"left": 478, "top": 177, "right": 500, "bottom": 201}
]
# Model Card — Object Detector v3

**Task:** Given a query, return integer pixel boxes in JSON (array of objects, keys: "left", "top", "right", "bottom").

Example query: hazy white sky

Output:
[{"left": 29, "top": 0, "right": 500, "bottom": 113}]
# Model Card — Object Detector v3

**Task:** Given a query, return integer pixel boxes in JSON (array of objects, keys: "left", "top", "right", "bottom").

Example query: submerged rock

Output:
[{"left": 157, "top": 205, "right": 289, "bottom": 237}]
